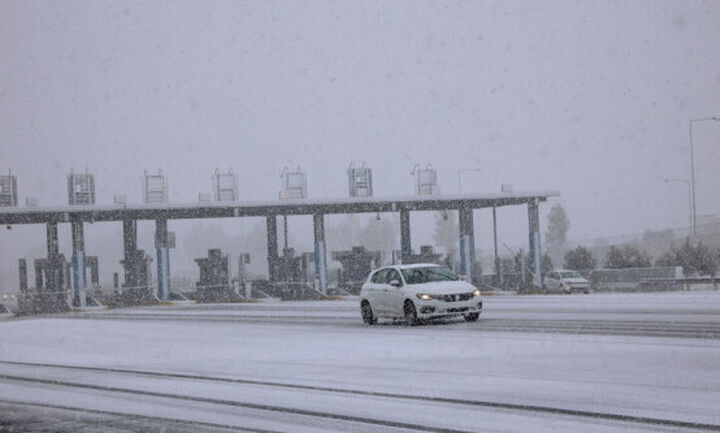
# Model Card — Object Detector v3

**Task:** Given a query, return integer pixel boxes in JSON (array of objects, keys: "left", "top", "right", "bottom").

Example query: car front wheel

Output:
[
  {"left": 361, "top": 301, "right": 377, "bottom": 325},
  {"left": 403, "top": 300, "right": 418, "bottom": 326},
  {"left": 464, "top": 313, "right": 479, "bottom": 322}
]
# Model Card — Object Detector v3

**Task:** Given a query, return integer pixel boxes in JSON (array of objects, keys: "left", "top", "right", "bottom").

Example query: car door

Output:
[
  {"left": 366, "top": 269, "right": 389, "bottom": 314},
  {"left": 383, "top": 269, "right": 405, "bottom": 316}
]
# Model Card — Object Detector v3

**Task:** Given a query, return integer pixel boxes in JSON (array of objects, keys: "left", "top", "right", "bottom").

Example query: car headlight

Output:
[
  {"left": 472, "top": 289, "right": 481, "bottom": 297},
  {"left": 416, "top": 293, "right": 433, "bottom": 300}
]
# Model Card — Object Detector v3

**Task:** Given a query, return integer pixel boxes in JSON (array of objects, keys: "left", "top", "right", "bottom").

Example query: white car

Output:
[
  {"left": 360, "top": 263, "right": 483, "bottom": 325},
  {"left": 543, "top": 270, "right": 591, "bottom": 294}
]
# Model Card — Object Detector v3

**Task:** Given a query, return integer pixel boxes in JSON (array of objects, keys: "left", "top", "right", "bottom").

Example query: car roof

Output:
[{"left": 378, "top": 263, "right": 443, "bottom": 271}]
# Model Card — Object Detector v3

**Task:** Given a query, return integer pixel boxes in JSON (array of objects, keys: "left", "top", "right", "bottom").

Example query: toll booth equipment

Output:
[
  {"left": 238, "top": 253, "right": 251, "bottom": 283},
  {"left": 143, "top": 170, "right": 168, "bottom": 203},
  {"left": 414, "top": 165, "right": 439, "bottom": 195},
  {"left": 114, "top": 218, "right": 157, "bottom": 305},
  {"left": 67, "top": 171, "right": 95, "bottom": 205},
  {"left": 332, "top": 246, "right": 382, "bottom": 291},
  {"left": 0, "top": 171, "right": 18, "bottom": 206},
  {"left": 347, "top": 163, "right": 373, "bottom": 197},
  {"left": 280, "top": 167, "right": 307, "bottom": 199},
  {"left": 213, "top": 169, "right": 238, "bottom": 202},
  {"left": 195, "top": 249, "right": 239, "bottom": 302},
  {"left": 269, "top": 248, "right": 307, "bottom": 283},
  {"left": 17, "top": 223, "right": 71, "bottom": 314},
  {"left": 302, "top": 252, "right": 315, "bottom": 284},
  {"left": 86, "top": 256, "right": 100, "bottom": 288}
]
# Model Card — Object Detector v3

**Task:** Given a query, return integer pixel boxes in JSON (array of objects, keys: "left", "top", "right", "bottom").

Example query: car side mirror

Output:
[{"left": 389, "top": 279, "right": 401, "bottom": 287}]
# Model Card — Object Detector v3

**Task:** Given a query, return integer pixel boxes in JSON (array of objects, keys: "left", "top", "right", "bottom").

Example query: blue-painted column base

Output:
[
  {"left": 72, "top": 250, "right": 87, "bottom": 308},
  {"left": 156, "top": 247, "right": 170, "bottom": 300}
]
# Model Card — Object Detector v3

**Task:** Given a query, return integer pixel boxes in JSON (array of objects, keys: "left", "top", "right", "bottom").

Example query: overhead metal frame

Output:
[{"left": 0, "top": 191, "right": 559, "bottom": 225}]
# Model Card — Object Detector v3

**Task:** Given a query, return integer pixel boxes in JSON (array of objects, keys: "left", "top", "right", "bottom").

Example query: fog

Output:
[{"left": 1, "top": 1, "right": 719, "bottom": 288}]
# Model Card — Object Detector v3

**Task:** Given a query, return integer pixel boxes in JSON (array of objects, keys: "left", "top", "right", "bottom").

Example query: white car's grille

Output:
[{"left": 438, "top": 293, "right": 473, "bottom": 302}]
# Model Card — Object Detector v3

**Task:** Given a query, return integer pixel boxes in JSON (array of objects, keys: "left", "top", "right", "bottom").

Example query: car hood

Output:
[{"left": 405, "top": 280, "right": 477, "bottom": 295}]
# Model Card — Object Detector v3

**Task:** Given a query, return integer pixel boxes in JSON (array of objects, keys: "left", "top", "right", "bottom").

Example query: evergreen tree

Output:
[{"left": 545, "top": 204, "right": 570, "bottom": 261}]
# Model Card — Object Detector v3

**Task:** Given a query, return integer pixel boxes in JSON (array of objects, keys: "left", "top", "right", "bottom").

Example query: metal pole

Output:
[
  {"left": 283, "top": 215, "right": 288, "bottom": 250},
  {"left": 266, "top": 215, "right": 278, "bottom": 281},
  {"left": 313, "top": 213, "right": 328, "bottom": 295},
  {"left": 689, "top": 117, "right": 720, "bottom": 242},
  {"left": 689, "top": 120, "right": 697, "bottom": 241},
  {"left": 493, "top": 206, "right": 499, "bottom": 282},
  {"left": 400, "top": 208, "right": 411, "bottom": 263},
  {"left": 687, "top": 181, "right": 692, "bottom": 235},
  {"left": 155, "top": 218, "right": 170, "bottom": 300},
  {"left": 458, "top": 205, "right": 475, "bottom": 283}
]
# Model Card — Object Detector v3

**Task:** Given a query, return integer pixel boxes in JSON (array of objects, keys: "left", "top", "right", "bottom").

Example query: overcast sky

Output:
[{"left": 1, "top": 1, "right": 720, "bottom": 283}]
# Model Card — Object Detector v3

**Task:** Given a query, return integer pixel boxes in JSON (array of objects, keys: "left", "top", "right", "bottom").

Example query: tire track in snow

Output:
[
  {"left": 0, "top": 399, "right": 282, "bottom": 433},
  {"left": 52, "top": 312, "right": 720, "bottom": 338},
  {"left": 0, "top": 373, "right": 476, "bottom": 433},
  {"left": 1, "top": 361, "right": 719, "bottom": 432}
]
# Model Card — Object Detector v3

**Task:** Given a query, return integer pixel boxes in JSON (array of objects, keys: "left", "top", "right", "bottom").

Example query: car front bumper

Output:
[{"left": 415, "top": 299, "right": 483, "bottom": 318}]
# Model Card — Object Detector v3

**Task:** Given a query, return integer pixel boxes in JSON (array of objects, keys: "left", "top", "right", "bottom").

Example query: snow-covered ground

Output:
[{"left": 1, "top": 291, "right": 719, "bottom": 432}]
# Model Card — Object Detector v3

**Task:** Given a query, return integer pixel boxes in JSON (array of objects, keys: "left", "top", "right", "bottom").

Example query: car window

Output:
[
  {"left": 386, "top": 269, "right": 402, "bottom": 286},
  {"left": 400, "top": 266, "right": 459, "bottom": 284},
  {"left": 371, "top": 269, "right": 387, "bottom": 284},
  {"left": 560, "top": 271, "right": 581, "bottom": 278}
]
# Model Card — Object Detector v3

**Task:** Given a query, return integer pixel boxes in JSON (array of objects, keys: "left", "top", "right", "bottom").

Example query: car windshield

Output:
[
  {"left": 401, "top": 266, "right": 460, "bottom": 284},
  {"left": 559, "top": 271, "right": 582, "bottom": 278}
]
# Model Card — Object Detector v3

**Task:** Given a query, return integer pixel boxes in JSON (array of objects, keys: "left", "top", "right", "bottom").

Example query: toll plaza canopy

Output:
[{"left": 0, "top": 191, "right": 560, "bottom": 224}]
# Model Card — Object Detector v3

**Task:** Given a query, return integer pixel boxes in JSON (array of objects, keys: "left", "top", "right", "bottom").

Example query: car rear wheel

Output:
[
  {"left": 361, "top": 301, "right": 377, "bottom": 325},
  {"left": 464, "top": 313, "right": 479, "bottom": 322},
  {"left": 403, "top": 300, "right": 418, "bottom": 326}
]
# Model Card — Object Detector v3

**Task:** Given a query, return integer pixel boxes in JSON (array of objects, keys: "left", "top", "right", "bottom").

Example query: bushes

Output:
[
  {"left": 656, "top": 239, "right": 719, "bottom": 276},
  {"left": 564, "top": 246, "right": 596, "bottom": 270},
  {"left": 605, "top": 246, "right": 652, "bottom": 269}
]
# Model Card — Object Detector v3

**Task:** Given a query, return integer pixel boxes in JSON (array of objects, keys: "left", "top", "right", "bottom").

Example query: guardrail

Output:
[{"left": 640, "top": 277, "right": 720, "bottom": 291}]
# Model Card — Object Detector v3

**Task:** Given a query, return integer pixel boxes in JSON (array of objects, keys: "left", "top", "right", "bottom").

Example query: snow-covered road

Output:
[{"left": 1, "top": 291, "right": 719, "bottom": 432}]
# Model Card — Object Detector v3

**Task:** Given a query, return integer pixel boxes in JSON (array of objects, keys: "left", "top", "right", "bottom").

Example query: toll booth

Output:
[
  {"left": 0, "top": 170, "right": 18, "bottom": 207},
  {"left": 194, "top": 249, "right": 239, "bottom": 302},
  {"left": 269, "top": 247, "right": 305, "bottom": 282},
  {"left": 67, "top": 170, "right": 95, "bottom": 205},
  {"left": 404, "top": 245, "right": 444, "bottom": 265},
  {"left": 266, "top": 248, "right": 320, "bottom": 299},
  {"left": 347, "top": 163, "right": 373, "bottom": 197},
  {"left": 331, "top": 246, "right": 383, "bottom": 294},
  {"left": 117, "top": 249, "right": 155, "bottom": 305},
  {"left": 17, "top": 255, "right": 71, "bottom": 314}
]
